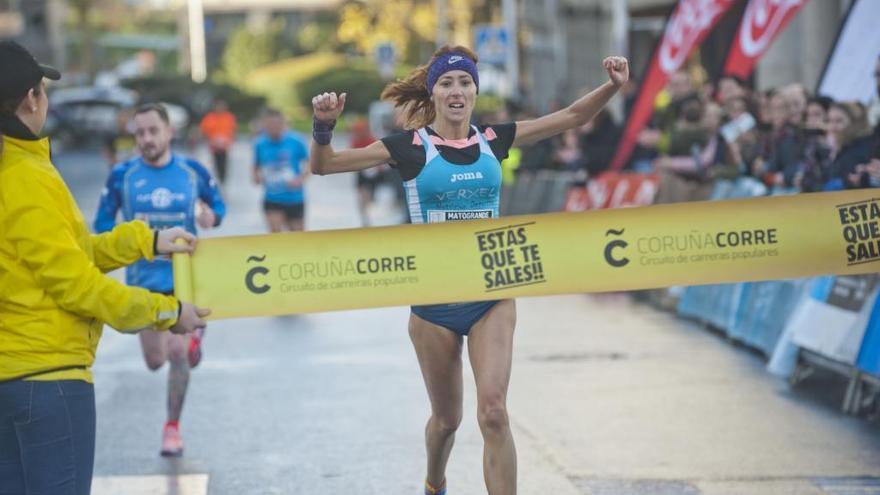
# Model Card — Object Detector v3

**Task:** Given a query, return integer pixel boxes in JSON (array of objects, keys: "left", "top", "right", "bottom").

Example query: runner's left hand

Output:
[
  {"left": 196, "top": 202, "right": 217, "bottom": 229},
  {"left": 604, "top": 56, "right": 629, "bottom": 87}
]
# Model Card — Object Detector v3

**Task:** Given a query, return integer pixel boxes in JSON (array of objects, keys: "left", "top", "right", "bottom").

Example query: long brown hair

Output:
[{"left": 380, "top": 45, "right": 479, "bottom": 130}]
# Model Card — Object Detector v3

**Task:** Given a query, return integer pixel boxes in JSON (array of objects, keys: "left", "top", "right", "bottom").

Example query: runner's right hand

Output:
[
  {"left": 170, "top": 303, "right": 211, "bottom": 334},
  {"left": 312, "top": 92, "right": 347, "bottom": 122}
]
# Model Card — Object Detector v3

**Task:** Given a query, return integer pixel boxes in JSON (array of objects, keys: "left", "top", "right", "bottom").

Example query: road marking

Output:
[
  {"left": 92, "top": 474, "right": 208, "bottom": 495},
  {"left": 815, "top": 477, "right": 880, "bottom": 494}
]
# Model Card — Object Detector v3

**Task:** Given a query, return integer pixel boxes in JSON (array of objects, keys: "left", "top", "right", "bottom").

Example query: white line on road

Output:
[{"left": 92, "top": 474, "right": 209, "bottom": 495}]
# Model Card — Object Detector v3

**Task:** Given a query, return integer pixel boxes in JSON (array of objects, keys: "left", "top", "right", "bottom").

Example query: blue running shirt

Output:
[
  {"left": 94, "top": 154, "right": 226, "bottom": 293},
  {"left": 253, "top": 131, "right": 309, "bottom": 205}
]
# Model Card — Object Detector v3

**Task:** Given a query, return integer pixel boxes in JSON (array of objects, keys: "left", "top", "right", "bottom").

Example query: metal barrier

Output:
[
  {"left": 506, "top": 171, "right": 880, "bottom": 418},
  {"left": 502, "top": 170, "right": 576, "bottom": 216}
]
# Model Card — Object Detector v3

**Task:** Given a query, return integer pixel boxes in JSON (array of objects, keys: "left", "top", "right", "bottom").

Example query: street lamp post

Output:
[
  {"left": 502, "top": 0, "right": 519, "bottom": 99},
  {"left": 188, "top": 0, "right": 207, "bottom": 83},
  {"left": 436, "top": 0, "right": 448, "bottom": 47}
]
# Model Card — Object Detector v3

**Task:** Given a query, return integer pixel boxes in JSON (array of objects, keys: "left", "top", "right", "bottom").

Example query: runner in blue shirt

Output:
[
  {"left": 308, "top": 46, "right": 628, "bottom": 495},
  {"left": 94, "top": 103, "right": 226, "bottom": 457},
  {"left": 253, "top": 108, "right": 310, "bottom": 232}
]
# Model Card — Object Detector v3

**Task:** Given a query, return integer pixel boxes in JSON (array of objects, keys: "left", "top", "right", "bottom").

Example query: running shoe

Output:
[
  {"left": 425, "top": 479, "right": 446, "bottom": 495},
  {"left": 160, "top": 422, "right": 184, "bottom": 457},
  {"left": 187, "top": 327, "right": 205, "bottom": 369}
]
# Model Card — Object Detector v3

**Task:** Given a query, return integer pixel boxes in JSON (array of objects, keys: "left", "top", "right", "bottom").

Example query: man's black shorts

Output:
[{"left": 263, "top": 201, "right": 304, "bottom": 220}]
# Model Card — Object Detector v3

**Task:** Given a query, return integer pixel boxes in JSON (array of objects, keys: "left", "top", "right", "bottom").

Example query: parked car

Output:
[{"left": 44, "top": 85, "right": 190, "bottom": 150}]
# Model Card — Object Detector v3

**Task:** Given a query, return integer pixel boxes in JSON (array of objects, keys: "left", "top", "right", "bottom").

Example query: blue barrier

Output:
[
  {"left": 678, "top": 279, "right": 807, "bottom": 357},
  {"left": 677, "top": 283, "right": 744, "bottom": 334},
  {"left": 676, "top": 179, "right": 806, "bottom": 356},
  {"left": 670, "top": 178, "right": 880, "bottom": 418},
  {"left": 672, "top": 179, "right": 880, "bottom": 403},
  {"left": 726, "top": 283, "right": 753, "bottom": 342},
  {"left": 709, "top": 283, "right": 747, "bottom": 333},
  {"left": 677, "top": 284, "right": 717, "bottom": 323},
  {"left": 732, "top": 279, "right": 809, "bottom": 356},
  {"left": 857, "top": 295, "right": 880, "bottom": 376},
  {"left": 676, "top": 180, "right": 764, "bottom": 335}
]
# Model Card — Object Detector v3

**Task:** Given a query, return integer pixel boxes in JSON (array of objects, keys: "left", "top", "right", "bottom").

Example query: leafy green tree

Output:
[
  {"left": 219, "top": 20, "right": 284, "bottom": 87},
  {"left": 297, "top": 64, "right": 387, "bottom": 114},
  {"left": 336, "top": 0, "right": 437, "bottom": 65}
]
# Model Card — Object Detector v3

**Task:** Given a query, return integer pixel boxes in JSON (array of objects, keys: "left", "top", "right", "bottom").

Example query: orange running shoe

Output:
[
  {"left": 160, "top": 422, "right": 184, "bottom": 457},
  {"left": 187, "top": 327, "right": 205, "bottom": 369}
]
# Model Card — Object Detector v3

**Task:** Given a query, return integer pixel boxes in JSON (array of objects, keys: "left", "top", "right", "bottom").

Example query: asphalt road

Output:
[{"left": 50, "top": 140, "right": 880, "bottom": 495}]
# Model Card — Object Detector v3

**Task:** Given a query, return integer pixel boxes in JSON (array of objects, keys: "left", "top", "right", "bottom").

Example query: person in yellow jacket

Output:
[{"left": 0, "top": 41, "right": 211, "bottom": 495}]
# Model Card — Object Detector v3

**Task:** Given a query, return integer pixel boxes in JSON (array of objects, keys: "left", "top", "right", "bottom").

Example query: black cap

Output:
[{"left": 0, "top": 40, "right": 61, "bottom": 102}]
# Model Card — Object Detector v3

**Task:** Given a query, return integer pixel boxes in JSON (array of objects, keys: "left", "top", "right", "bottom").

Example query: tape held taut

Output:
[
  {"left": 173, "top": 190, "right": 880, "bottom": 320},
  {"left": 172, "top": 239, "right": 194, "bottom": 304}
]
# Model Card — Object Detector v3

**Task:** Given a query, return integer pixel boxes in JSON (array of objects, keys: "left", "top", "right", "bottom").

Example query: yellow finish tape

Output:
[
  {"left": 172, "top": 239, "right": 194, "bottom": 304},
  {"left": 173, "top": 190, "right": 880, "bottom": 320}
]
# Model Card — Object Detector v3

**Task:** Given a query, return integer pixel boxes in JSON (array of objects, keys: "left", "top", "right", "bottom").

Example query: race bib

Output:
[
  {"left": 136, "top": 212, "right": 187, "bottom": 230},
  {"left": 427, "top": 209, "right": 494, "bottom": 223},
  {"left": 263, "top": 163, "right": 297, "bottom": 190}
]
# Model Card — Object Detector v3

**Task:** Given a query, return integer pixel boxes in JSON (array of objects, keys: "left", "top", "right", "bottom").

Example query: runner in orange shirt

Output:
[{"left": 199, "top": 100, "right": 237, "bottom": 184}]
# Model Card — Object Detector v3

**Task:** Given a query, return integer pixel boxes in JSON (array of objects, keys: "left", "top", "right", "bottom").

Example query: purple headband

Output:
[{"left": 426, "top": 52, "right": 479, "bottom": 94}]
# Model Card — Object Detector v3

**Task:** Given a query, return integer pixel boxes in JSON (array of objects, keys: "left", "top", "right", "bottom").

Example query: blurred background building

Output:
[{"left": 0, "top": 0, "right": 855, "bottom": 119}]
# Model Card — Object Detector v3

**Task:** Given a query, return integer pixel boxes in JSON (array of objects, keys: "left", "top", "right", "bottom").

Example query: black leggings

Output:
[{"left": 212, "top": 150, "right": 229, "bottom": 183}]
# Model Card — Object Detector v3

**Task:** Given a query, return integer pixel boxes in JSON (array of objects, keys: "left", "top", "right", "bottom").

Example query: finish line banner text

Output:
[{"left": 173, "top": 190, "right": 880, "bottom": 320}]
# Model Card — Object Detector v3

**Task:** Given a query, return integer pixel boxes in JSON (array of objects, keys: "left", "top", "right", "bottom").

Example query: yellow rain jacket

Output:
[{"left": 0, "top": 135, "right": 180, "bottom": 383}]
